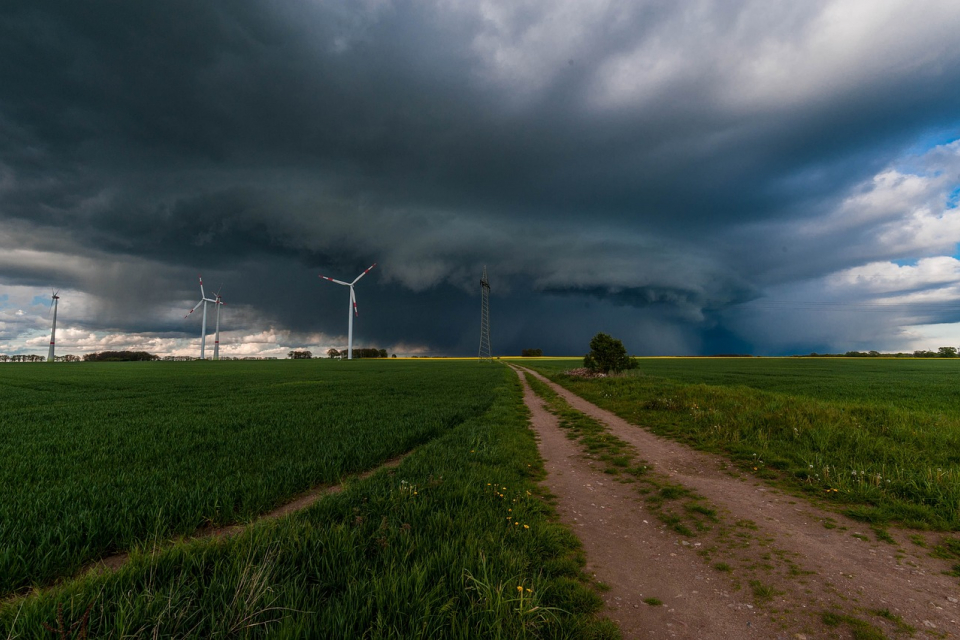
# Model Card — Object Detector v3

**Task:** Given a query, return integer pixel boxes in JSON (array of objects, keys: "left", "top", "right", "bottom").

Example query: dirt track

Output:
[{"left": 514, "top": 367, "right": 960, "bottom": 639}]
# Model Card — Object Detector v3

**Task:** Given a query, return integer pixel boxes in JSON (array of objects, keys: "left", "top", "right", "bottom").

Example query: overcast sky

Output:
[{"left": 3, "top": 0, "right": 960, "bottom": 358}]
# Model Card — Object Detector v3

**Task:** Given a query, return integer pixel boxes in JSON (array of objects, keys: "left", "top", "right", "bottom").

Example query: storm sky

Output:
[{"left": 3, "top": 0, "right": 960, "bottom": 358}]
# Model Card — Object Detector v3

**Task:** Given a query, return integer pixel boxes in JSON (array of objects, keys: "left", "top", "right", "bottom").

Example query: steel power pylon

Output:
[{"left": 479, "top": 266, "right": 492, "bottom": 362}]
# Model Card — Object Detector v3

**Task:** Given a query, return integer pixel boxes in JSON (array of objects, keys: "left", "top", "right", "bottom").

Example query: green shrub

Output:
[{"left": 584, "top": 333, "right": 637, "bottom": 374}]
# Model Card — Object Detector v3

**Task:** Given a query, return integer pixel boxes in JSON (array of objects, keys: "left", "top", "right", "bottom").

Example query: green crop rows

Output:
[
  {"left": 0, "top": 360, "right": 503, "bottom": 596},
  {"left": 0, "top": 361, "right": 615, "bottom": 638},
  {"left": 522, "top": 357, "right": 960, "bottom": 530}
]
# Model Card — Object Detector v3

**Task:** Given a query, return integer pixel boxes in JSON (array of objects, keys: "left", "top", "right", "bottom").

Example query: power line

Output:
[{"left": 738, "top": 299, "right": 960, "bottom": 312}]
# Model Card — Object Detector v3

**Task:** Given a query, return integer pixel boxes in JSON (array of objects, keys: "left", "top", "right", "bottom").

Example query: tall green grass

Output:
[
  {"left": 0, "top": 360, "right": 500, "bottom": 595},
  {"left": 522, "top": 359, "right": 960, "bottom": 530},
  {"left": 0, "top": 366, "right": 618, "bottom": 639}
]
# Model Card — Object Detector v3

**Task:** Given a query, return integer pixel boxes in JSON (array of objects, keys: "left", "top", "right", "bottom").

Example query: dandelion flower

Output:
[
  {"left": 517, "top": 586, "right": 523, "bottom": 592},
  {"left": 523, "top": 524, "right": 530, "bottom": 529}
]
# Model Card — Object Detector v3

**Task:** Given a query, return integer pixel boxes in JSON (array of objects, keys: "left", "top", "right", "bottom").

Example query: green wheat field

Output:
[{"left": 0, "top": 360, "right": 614, "bottom": 638}]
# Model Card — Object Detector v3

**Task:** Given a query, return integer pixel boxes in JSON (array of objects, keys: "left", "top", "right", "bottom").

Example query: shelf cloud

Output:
[{"left": 2, "top": 0, "right": 960, "bottom": 356}]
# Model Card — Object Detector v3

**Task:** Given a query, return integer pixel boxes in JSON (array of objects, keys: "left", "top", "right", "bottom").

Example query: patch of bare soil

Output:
[
  {"left": 563, "top": 367, "right": 610, "bottom": 379},
  {"left": 514, "top": 367, "right": 960, "bottom": 639}
]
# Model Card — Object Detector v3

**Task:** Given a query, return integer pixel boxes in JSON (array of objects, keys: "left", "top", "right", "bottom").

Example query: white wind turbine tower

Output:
[
  {"left": 213, "top": 287, "right": 224, "bottom": 361},
  {"left": 47, "top": 290, "right": 60, "bottom": 362},
  {"left": 320, "top": 262, "right": 376, "bottom": 360},
  {"left": 184, "top": 276, "right": 217, "bottom": 360}
]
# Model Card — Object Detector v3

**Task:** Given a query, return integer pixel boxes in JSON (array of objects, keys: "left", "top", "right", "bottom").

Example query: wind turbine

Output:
[
  {"left": 213, "top": 287, "right": 224, "bottom": 361},
  {"left": 320, "top": 262, "right": 376, "bottom": 360},
  {"left": 47, "top": 291, "right": 59, "bottom": 362},
  {"left": 184, "top": 276, "right": 217, "bottom": 360}
]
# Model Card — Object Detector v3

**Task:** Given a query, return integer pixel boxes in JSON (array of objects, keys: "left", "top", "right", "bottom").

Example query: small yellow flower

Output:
[
  {"left": 514, "top": 522, "right": 519, "bottom": 525},
  {"left": 508, "top": 508, "right": 512, "bottom": 512},
  {"left": 526, "top": 588, "right": 532, "bottom": 593},
  {"left": 517, "top": 586, "right": 523, "bottom": 592},
  {"left": 523, "top": 524, "right": 530, "bottom": 529}
]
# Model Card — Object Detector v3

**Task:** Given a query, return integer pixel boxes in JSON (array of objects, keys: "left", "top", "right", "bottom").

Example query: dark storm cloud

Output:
[{"left": 3, "top": 1, "right": 960, "bottom": 355}]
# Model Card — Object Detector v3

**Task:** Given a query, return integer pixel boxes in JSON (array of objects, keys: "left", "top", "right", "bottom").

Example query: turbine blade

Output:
[
  {"left": 185, "top": 300, "right": 203, "bottom": 318},
  {"left": 351, "top": 262, "right": 377, "bottom": 285},
  {"left": 351, "top": 287, "right": 358, "bottom": 317},
  {"left": 320, "top": 276, "right": 350, "bottom": 286},
  {"left": 199, "top": 275, "right": 205, "bottom": 299}
]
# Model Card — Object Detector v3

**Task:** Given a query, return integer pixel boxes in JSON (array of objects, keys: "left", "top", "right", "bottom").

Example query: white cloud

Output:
[
  {"left": 806, "top": 141, "right": 960, "bottom": 257},
  {"left": 827, "top": 257, "right": 960, "bottom": 296},
  {"left": 587, "top": 0, "right": 960, "bottom": 112}
]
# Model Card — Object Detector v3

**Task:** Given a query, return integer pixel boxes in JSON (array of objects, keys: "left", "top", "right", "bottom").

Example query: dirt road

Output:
[{"left": 515, "top": 367, "right": 960, "bottom": 639}]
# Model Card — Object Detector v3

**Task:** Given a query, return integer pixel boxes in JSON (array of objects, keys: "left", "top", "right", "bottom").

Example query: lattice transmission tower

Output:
[{"left": 478, "top": 266, "right": 492, "bottom": 362}]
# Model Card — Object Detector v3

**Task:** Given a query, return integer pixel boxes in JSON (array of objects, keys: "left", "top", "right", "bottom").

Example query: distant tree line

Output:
[
  {"left": 0, "top": 354, "right": 46, "bottom": 362},
  {"left": 0, "top": 354, "right": 83, "bottom": 362},
  {"left": 324, "top": 348, "right": 393, "bottom": 359},
  {"left": 802, "top": 347, "right": 960, "bottom": 358},
  {"left": 84, "top": 351, "right": 160, "bottom": 362},
  {"left": 287, "top": 350, "right": 314, "bottom": 359},
  {"left": 521, "top": 348, "right": 543, "bottom": 357},
  {"left": 911, "top": 347, "right": 960, "bottom": 358}
]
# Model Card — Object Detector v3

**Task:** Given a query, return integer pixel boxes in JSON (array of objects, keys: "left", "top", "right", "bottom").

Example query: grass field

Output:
[
  {"left": 519, "top": 357, "right": 960, "bottom": 530},
  {"left": 0, "top": 361, "right": 616, "bottom": 637},
  {"left": 521, "top": 356, "right": 960, "bottom": 414},
  {"left": 0, "top": 360, "right": 503, "bottom": 596}
]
